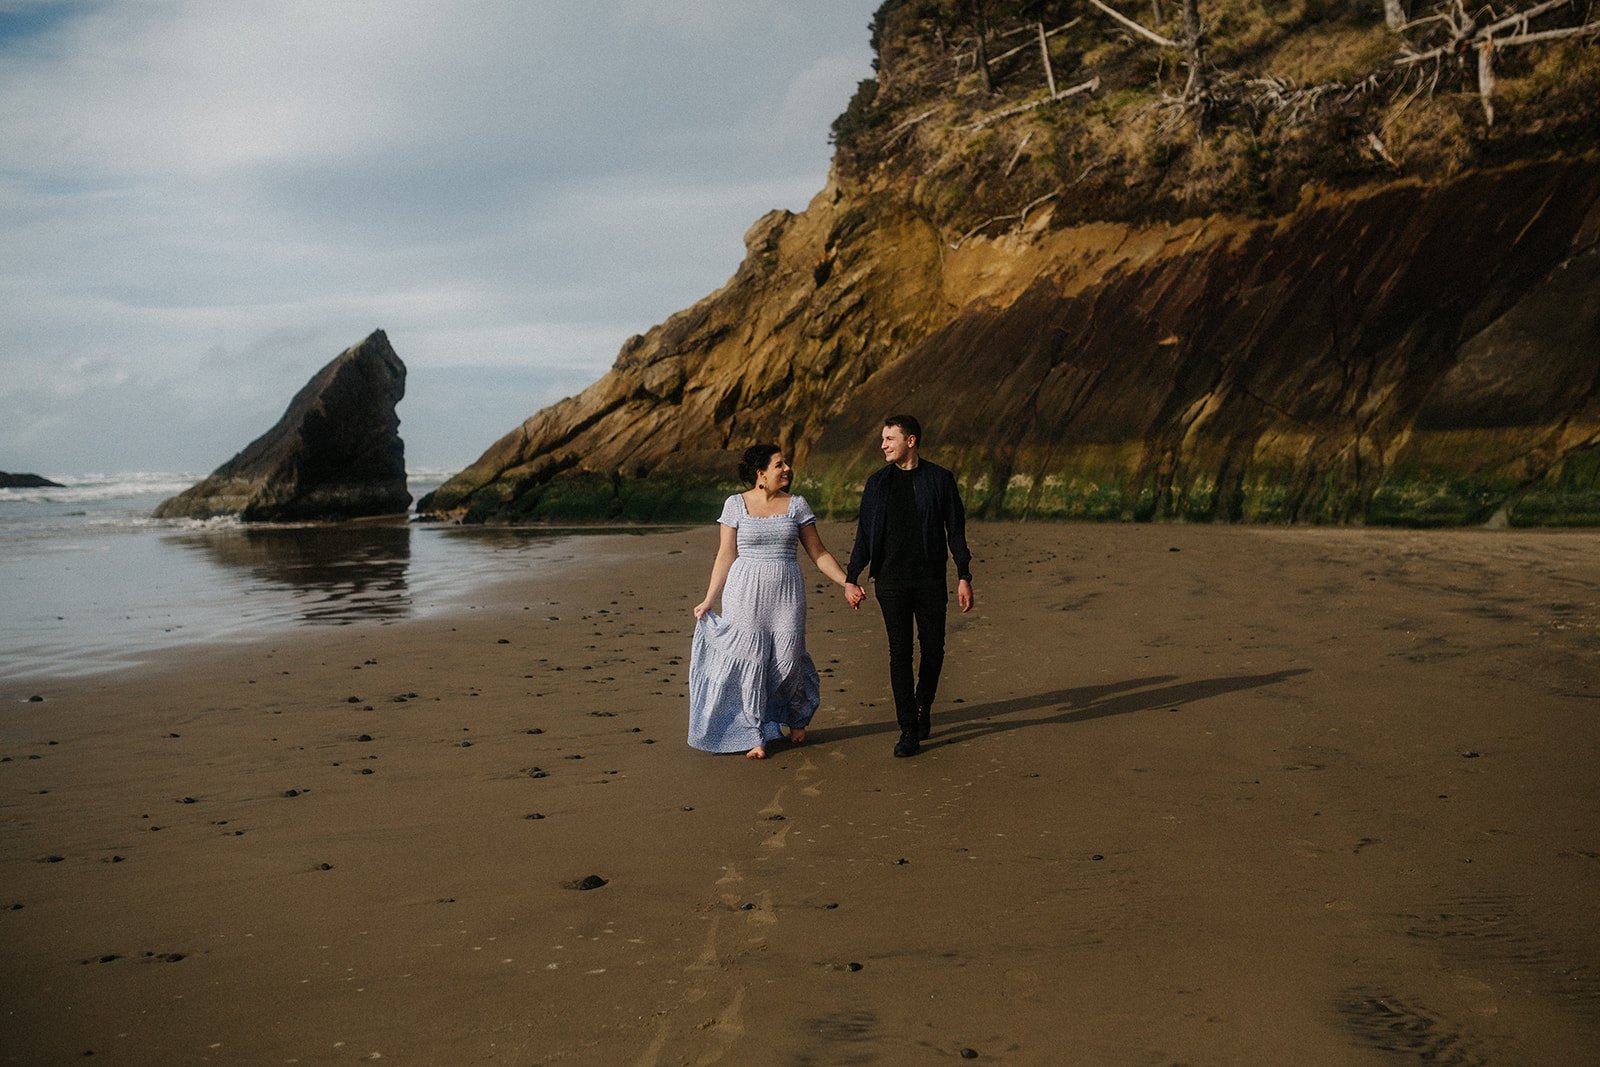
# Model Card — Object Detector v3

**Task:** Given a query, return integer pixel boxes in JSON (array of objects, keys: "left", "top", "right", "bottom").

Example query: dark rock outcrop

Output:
[
  {"left": 155, "top": 331, "right": 409, "bottom": 521},
  {"left": 0, "top": 472, "right": 63, "bottom": 489}
]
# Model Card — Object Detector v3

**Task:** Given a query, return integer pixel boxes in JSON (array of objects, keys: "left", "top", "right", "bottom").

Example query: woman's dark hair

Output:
[{"left": 738, "top": 443, "right": 782, "bottom": 486}]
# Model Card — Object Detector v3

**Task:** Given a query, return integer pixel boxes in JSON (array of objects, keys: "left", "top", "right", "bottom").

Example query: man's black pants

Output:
[{"left": 876, "top": 579, "right": 947, "bottom": 737}]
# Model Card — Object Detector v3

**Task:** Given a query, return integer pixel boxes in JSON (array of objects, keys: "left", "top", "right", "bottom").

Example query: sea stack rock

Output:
[
  {"left": 154, "top": 331, "right": 409, "bottom": 521},
  {"left": 0, "top": 472, "right": 64, "bottom": 488}
]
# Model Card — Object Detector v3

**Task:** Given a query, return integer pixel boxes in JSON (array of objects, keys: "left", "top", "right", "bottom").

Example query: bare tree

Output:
[
  {"left": 1182, "top": 0, "right": 1208, "bottom": 108},
  {"left": 961, "top": 0, "right": 997, "bottom": 93}
]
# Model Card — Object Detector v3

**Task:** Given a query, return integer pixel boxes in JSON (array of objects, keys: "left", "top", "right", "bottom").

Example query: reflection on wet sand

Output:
[
  {"left": 433, "top": 524, "right": 681, "bottom": 553},
  {"left": 167, "top": 524, "right": 413, "bottom": 623}
]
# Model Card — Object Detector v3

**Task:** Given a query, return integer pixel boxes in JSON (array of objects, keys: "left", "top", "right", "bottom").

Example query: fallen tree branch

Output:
[
  {"left": 884, "top": 107, "right": 939, "bottom": 144},
  {"left": 1494, "top": 20, "right": 1600, "bottom": 45},
  {"left": 1479, "top": 0, "right": 1573, "bottom": 37},
  {"left": 978, "top": 18, "right": 1083, "bottom": 66},
  {"left": 1087, "top": 0, "right": 1180, "bottom": 48},
  {"left": 949, "top": 190, "right": 1062, "bottom": 249},
  {"left": 970, "top": 76, "right": 1101, "bottom": 130}
]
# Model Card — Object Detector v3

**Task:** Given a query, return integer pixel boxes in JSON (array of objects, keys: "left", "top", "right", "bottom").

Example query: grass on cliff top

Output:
[{"left": 836, "top": 0, "right": 1600, "bottom": 233}]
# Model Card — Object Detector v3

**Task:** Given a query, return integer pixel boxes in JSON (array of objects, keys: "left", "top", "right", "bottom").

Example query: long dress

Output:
[{"left": 687, "top": 493, "right": 822, "bottom": 752}]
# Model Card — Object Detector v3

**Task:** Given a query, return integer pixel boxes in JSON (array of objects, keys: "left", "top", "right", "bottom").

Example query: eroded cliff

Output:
[{"left": 422, "top": 1, "right": 1600, "bottom": 525}]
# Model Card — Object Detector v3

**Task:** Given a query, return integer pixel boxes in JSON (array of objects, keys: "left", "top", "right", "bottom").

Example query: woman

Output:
[{"left": 689, "top": 444, "right": 850, "bottom": 758}]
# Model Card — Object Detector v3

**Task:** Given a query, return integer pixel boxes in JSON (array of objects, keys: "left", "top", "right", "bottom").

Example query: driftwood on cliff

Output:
[
  {"left": 1391, "top": 0, "right": 1600, "bottom": 124},
  {"left": 1087, "top": 0, "right": 1211, "bottom": 114},
  {"left": 949, "top": 189, "right": 1061, "bottom": 248},
  {"left": 1087, "top": 0, "right": 1178, "bottom": 47},
  {"left": 969, "top": 76, "right": 1101, "bottom": 130}
]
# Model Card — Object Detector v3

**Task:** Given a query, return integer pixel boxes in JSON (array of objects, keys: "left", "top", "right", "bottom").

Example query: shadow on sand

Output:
[{"left": 811, "top": 670, "right": 1312, "bottom": 750}]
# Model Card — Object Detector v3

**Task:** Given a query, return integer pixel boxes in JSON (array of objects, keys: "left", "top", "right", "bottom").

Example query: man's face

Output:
[{"left": 881, "top": 425, "right": 914, "bottom": 464}]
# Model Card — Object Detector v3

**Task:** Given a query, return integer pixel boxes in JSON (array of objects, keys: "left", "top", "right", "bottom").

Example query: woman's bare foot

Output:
[
  {"left": 790, "top": 728, "right": 807, "bottom": 744},
  {"left": 746, "top": 746, "right": 767, "bottom": 760}
]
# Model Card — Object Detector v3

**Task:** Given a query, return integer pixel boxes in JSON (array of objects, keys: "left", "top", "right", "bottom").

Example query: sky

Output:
[{"left": 0, "top": 0, "right": 876, "bottom": 474}]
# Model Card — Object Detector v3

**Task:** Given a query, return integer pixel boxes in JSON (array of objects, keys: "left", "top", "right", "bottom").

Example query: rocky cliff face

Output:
[
  {"left": 155, "top": 331, "right": 409, "bottom": 522},
  {"left": 422, "top": 2, "right": 1600, "bottom": 526}
]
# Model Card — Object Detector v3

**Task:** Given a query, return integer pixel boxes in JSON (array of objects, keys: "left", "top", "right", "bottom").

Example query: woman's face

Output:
[{"left": 761, "top": 452, "right": 792, "bottom": 489}]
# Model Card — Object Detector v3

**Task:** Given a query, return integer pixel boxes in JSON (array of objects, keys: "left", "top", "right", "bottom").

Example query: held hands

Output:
[
  {"left": 843, "top": 582, "right": 866, "bottom": 610},
  {"left": 958, "top": 578, "right": 974, "bottom": 614}
]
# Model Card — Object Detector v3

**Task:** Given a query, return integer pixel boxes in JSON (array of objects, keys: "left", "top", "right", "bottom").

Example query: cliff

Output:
[
  {"left": 422, "top": 0, "right": 1600, "bottom": 526},
  {"left": 155, "top": 331, "right": 410, "bottom": 522}
]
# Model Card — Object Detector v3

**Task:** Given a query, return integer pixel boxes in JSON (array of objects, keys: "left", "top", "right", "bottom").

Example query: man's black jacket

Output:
[{"left": 846, "top": 459, "right": 972, "bottom": 585}]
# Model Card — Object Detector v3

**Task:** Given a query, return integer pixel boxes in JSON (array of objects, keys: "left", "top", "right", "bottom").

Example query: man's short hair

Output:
[{"left": 884, "top": 413, "right": 922, "bottom": 444}]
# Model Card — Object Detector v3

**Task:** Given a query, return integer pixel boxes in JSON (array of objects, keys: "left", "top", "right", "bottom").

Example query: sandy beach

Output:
[{"left": 3, "top": 522, "right": 1598, "bottom": 1065}]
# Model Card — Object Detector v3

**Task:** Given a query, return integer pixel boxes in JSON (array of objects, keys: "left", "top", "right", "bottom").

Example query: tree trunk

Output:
[
  {"left": 1151, "top": 0, "right": 1164, "bottom": 23},
  {"left": 1037, "top": 21, "right": 1058, "bottom": 96},
  {"left": 1182, "top": 0, "right": 1207, "bottom": 110},
  {"left": 1477, "top": 37, "right": 1497, "bottom": 125},
  {"left": 972, "top": 1, "right": 995, "bottom": 94},
  {"left": 1383, "top": 0, "right": 1408, "bottom": 31}
]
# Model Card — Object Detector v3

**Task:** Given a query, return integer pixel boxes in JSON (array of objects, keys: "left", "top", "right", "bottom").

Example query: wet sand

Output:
[{"left": 3, "top": 523, "right": 1598, "bottom": 1065}]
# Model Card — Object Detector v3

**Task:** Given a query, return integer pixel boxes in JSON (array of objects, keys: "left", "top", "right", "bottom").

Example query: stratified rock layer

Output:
[
  {"left": 155, "top": 331, "right": 409, "bottom": 521},
  {"left": 422, "top": 156, "right": 1600, "bottom": 526}
]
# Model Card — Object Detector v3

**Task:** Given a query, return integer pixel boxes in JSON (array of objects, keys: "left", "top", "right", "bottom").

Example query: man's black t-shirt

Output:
[{"left": 877, "top": 465, "right": 937, "bottom": 588}]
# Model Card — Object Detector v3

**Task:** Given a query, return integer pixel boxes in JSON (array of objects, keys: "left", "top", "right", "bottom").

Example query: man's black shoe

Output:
[
  {"left": 917, "top": 707, "right": 931, "bottom": 741},
  {"left": 893, "top": 735, "right": 920, "bottom": 758}
]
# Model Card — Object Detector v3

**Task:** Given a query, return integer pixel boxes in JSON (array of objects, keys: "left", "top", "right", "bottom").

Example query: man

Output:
[{"left": 844, "top": 415, "right": 974, "bottom": 757}]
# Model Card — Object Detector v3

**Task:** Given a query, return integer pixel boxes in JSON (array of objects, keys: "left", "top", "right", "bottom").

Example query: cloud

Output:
[{"left": 0, "top": 1, "right": 874, "bottom": 471}]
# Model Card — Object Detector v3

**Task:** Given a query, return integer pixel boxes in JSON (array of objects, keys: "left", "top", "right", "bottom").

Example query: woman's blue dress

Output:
[{"left": 688, "top": 493, "right": 822, "bottom": 752}]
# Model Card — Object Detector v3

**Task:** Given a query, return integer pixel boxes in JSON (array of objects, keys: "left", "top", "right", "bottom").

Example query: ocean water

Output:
[{"left": 0, "top": 471, "right": 591, "bottom": 682}]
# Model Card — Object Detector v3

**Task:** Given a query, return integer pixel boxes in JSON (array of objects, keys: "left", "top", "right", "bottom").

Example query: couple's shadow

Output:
[{"left": 810, "top": 669, "right": 1310, "bottom": 750}]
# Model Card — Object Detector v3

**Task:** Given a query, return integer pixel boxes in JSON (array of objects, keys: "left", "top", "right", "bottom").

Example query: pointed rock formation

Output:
[
  {"left": 0, "top": 472, "right": 64, "bottom": 489},
  {"left": 154, "top": 331, "right": 409, "bottom": 521}
]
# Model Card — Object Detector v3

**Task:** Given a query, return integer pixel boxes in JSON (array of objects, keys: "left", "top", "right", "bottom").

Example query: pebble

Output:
[
  {"left": 460, "top": 741, "right": 473, "bottom": 748},
  {"left": 28, "top": 695, "right": 44, "bottom": 702},
  {"left": 525, "top": 813, "right": 545, "bottom": 820},
  {"left": 847, "top": 962, "right": 863, "bottom": 972},
  {"left": 767, "top": 814, "right": 786, "bottom": 821},
  {"left": 895, "top": 858, "right": 909, "bottom": 865},
  {"left": 529, "top": 768, "right": 548, "bottom": 779},
  {"left": 346, "top": 696, "right": 361, "bottom": 704},
  {"left": 526, "top": 728, "right": 544, "bottom": 735},
  {"left": 1091, "top": 854, "right": 1104, "bottom": 861},
  {"left": 739, "top": 902, "right": 756, "bottom": 911},
  {"left": 318, "top": 863, "right": 333, "bottom": 871},
  {"left": 1462, "top": 751, "right": 1481, "bottom": 758},
  {"left": 961, "top": 1049, "right": 980, "bottom": 1059},
  {"left": 357, "top": 734, "right": 373, "bottom": 742},
  {"left": 283, "top": 789, "right": 301, "bottom": 798},
  {"left": 179, "top": 797, "right": 197, "bottom": 804},
  {"left": 570, "top": 874, "right": 608, "bottom": 891},
  {"left": 497, "top": 638, "right": 510, "bottom": 644}
]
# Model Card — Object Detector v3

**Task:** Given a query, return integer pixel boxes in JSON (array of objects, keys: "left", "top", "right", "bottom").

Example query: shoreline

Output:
[{"left": 3, "top": 523, "right": 1598, "bottom": 1063}]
